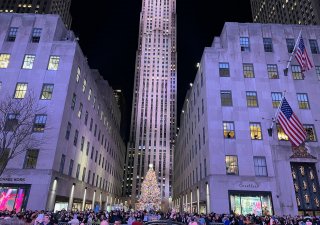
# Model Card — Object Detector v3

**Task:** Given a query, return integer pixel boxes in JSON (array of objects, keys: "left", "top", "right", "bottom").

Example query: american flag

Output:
[
  {"left": 278, "top": 97, "right": 306, "bottom": 146},
  {"left": 295, "top": 35, "right": 313, "bottom": 72}
]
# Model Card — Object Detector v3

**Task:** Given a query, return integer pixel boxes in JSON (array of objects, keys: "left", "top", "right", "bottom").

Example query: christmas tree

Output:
[{"left": 137, "top": 164, "right": 161, "bottom": 211}]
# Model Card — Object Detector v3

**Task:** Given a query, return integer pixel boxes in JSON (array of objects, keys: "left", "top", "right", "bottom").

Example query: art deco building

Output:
[
  {"left": 0, "top": 0, "right": 72, "bottom": 28},
  {"left": 124, "top": 0, "right": 177, "bottom": 205},
  {"left": 251, "top": 0, "right": 320, "bottom": 25},
  {"left": 0, "top": 14, "right": 125, "bottom": 211},
  {"left": 173, "top": 22, "right": 320, "bottom": 216}
]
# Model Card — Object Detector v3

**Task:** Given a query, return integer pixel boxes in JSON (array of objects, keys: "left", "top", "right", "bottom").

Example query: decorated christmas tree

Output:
[{"left": 137, "top": 164, "right": 161, "bottom": 211}]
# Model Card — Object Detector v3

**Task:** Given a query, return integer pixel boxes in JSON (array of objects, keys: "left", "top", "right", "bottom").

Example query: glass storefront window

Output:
[
  {"left": 230, "top": 192, "right": 273, "bottom": 216},
  {"left": 0, "top": 186, "right": 29, "bottom": 212}
]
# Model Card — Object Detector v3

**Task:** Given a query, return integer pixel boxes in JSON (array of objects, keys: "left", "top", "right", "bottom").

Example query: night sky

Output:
[{"left": 70, "top": 0, "right": 253, "bottom": 136}]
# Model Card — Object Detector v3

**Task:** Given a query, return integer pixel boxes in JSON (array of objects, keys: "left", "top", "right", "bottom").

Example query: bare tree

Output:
[{"left": 0, "top": 93, "right": 45, "bottom": 176}]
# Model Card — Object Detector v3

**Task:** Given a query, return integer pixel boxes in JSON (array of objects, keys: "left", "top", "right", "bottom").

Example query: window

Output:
[
  {"left": 14, "top": 83, "right": 28, "bottom": 99},
  {"left": 80, "top": 136, "right": 85, "bottom": 151},
  {"left": 219, "top": 62, "right": 230, "bottom": 77},
  {"left": 304, "top": 124, "right": 317, "bottom": 141},
  {"left": 89, "top": 118, "right": 93, "bottom": 131},
  {"left": 82, "top": 79, "right": 87, "bottom": 92},
  {"left": 254, "top": 157, "right": 268, "bottom": 176},
  {"left": 291, "top": 65, "right": 303, "bottom": 80},
  {"left": 7, "top": 27, "right": 18, "bottom": 42},
  {"left": 76, "top": 164, "right": 80, "bottom": 179},
  {"left": 59, "top": 154, "right": 66, "bottom": 173},
  {"left": 88, "top": 88, "right": 92, "bottom": 101},
  {"left": 243, "top": 63, "right": 255, "bottom": 78},
  {"left": 223, "top": 121, "right": 235, "bottom": 139},
  {"left": 220, "top": 90, "right": 232, "bottom": 106},
  {"left": 271, "top": 92, "right": 283, "bottom": 108},
  {"left": 86, "top": 141, "right": 90, "bottom": 156},
  {"left": 84, "top": 111, "right": 88, "bottom": 125},
  {"left": 47, "top": 56, "right": 60, "bottom": 70},
  {"left": 78, "top": 103, "right": 83, "bottom": 118},
  {"left": 31, "top": 28, "right": 42, "bottom": 43},
  {"left": 82, "top": 167, "right": 86, "bottom": 181},
  {"left": 33, "top": 114, "right": 47, "bottom": 132},
  {"left": 309, "top": 39, "right": 319, "bottom": 54},
  {"left": 40, "top": 84, "right": 54, "bottom": 100},
  {"left": 246, "top": 91, "right": 258, "bottom": 107},
  {"left": 65, "top": 122, "right": 71, "bottom": 140},
  {"left": 23, "top": 149, "right": 39, "bottom": 169},
  {"left": 4, "top": 113, "right": 19, "bottom": 131},
  {"left": 297, "top": 93, "right": 310, "bottom": 109},
  {"left": 68, "top": 159, "right": 74, "bottom": 176},
  {"left": 73, "top": 129, "right": 79, "bottom": 146},
  {"left": 267, "top": 64, "right": 279, "bottom": 79},
  {"left": 76, "top": 67, "right": 81, "bottom": 83},
  {"left": 263, "top": 38, "right": 273, "bottom": 52},
  {"left": 316, "top": 66, "right": 320, "bottom": 80},
  {"left": 87, "top": 170, "right": 91, "bottom": 183},
  {"left": 22, "top": 55, "right": 35, "bottom": 69},
  {"left": 277, "top": 124, "right": 289, "bottom": 141},
  {"left": 240, "top": 37, "right": 250, "bottom": 52},
  {"left": 70, "top": 94, "right": 77, "bottom": 111},
  {"left": 250, "top": 122, "right": 262, "bottom": 140},
  {"left": 226, "top": 155, "right": 238, "bottom": 175},
  {"left": 0, "top": 54, "right": 11, "bottom": 68},
  {"left": 286, "top": 39, "right": 295, "bottom": 53}
]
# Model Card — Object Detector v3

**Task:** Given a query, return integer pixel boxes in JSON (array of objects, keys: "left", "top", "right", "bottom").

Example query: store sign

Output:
[
  {"left": 238, "top": 181, "right": 259, "bottom": 189},
  {"left": 0, "top": 177, "right": 26, "bottom": 182}
]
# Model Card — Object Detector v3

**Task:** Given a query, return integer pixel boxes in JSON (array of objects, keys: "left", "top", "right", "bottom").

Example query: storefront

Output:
[
  {"left": 0, "top": 184, "right": 30, "bottom": 212},
  {"left": 229, "top": 191, "right": 273, "bottom": 216}
]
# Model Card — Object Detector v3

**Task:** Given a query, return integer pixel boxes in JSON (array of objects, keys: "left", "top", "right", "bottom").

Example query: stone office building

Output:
[
  {"left": 0, "top": 14, "right": 125, "bottom": 211},
  {"left": 173, "top": 22, "right": 320, "bottom": 216}
]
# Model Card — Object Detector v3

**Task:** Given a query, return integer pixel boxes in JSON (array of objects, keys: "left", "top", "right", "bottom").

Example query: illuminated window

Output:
[
  {"left": 316, "top": 66, "right": 320, "bottom": 80},
  {"left": 31, "top": 28, "right": 42, "bottom": 43},
  {"left": 267, "top": 64, "right": 279, "bottom": 79},
  {"left": 309, "top": 39, "right": 319, "bottom": 54},
  {"left": 23, "top": 149, "right": 39, "bottom": 169},
  {"left": 223, "top": 121, "right": 235, "bottom": 139},
  {"left": 304, "top": 124, "right": 317, "bottom": 141},
  {"left": 7, "top": 27, "right": 18, "bottom": 42},
  {"left": 250, "top": 122, "right": 262, "bottom": 140},
  {"left": 277, "top": 124, "right": 289, "bottom": 141},
  {"left": 219, "top": 62, "right": 230, "bottom": 77},
  {"left": 271, "top": 92, "right": 283, "bottom": 108},
  {"left": 240, "top": 37, "right": 250, "bottom": 52},
  {"left": 254, "top": 156, "right": 268, "bottom": 176},
  {"left": 76, "top": 67, "right": 81, "bottom": 83},
  {"left": 78, "top": 103, "right": 83, "bottom": 118},
  {"left": 14, "top": 83, "right": 28, "bottom": 99},
  {"left": 82, "top": 79, "right": 87, "bottom": 92},
  {"left": 225, "top": 155, "right": 238, "bottom": 175},
  {"left": 286, "top": 39, "right": 295, "bottom": 53},
  {"left": 47, "top": 56, "right": 60, "bottom": 70},
  {"left": 220, "top": 90, "right": 232, "bottom": 106},
  {"left": 263, "top": 38, "right": 273, "bottom": 52},
  {"left": 243, "top": 63, "right": 255, "bottom": 78},
  {"left": 88, "top": 88, "right": 92, "bottom": 101},
  {"left": 246, "top": 91, "right": 258, "bottom": 107},
  {"left": 22, "top": 55, "right": 35, "bottom": 69},
  {"left": 297, "top": 93, "right": 310, "bottom": 109},
  {"left": 0, "top": 54, "right": 11, "bottom": 68},
  {"left": 291, "top": 65, "right": 303, "bottom": 80},
  {"left": 33, "top": 114, "right": 47, "bottom": 132},
  {"left": 40, "top": 84, "right": 54, "bottom": 100}
]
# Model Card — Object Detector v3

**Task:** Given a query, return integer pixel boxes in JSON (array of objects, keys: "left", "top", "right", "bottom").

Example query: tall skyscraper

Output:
[
  {"left": 0, "top": 0, "right": 72, "bottom": 28},
  {"left": 250, "top": 0, "right": 320, "bottom": 25},
  {"left": 125, "top": 0, "right": 177, "bottom": 205}
]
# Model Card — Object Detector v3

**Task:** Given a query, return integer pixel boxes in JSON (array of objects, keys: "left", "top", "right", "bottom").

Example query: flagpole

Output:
[{"left": 284, "top": 30, "right": 302, "bottom": 76}]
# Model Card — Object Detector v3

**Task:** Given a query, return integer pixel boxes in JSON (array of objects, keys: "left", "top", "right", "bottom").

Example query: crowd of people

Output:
[{"left": 0, "top": 209, "right": 319, "bottom": 225}]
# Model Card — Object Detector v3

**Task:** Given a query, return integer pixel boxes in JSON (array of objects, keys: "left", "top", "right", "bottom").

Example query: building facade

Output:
[
  {"left": 0, "top": 0, "right": 72, "bottom": 28},
  {"left": 124, "top": 0, "right": 177, "bottom": 206},
  {"left": 173, "top": 22, "right": 320, "bottom": 216},
  {"left": 0, "top": 14, "right": 125, "bottom": 211},
  {"left": 251, "top": 0, "right": 320, "bottom": 25}
]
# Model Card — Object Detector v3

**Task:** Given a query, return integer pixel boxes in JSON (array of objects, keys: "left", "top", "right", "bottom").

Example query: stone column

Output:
[
  {"left": 92, "top": 191, "right": 96, "bottom": 210},
  {"left": 197, "top": 187, "right": 200, "bottom": 213},
  {"left": 46, "top": 178, "right": 58, "bottom": 211},
  {"left": 68, "top": 184, "right": 75, "bottom": 211},
  {"left": 81, "top": 188, "right": 87, "bottom": 211},
  {"left": 206, "top": 183, "right": 210, "bottom": 213}
]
